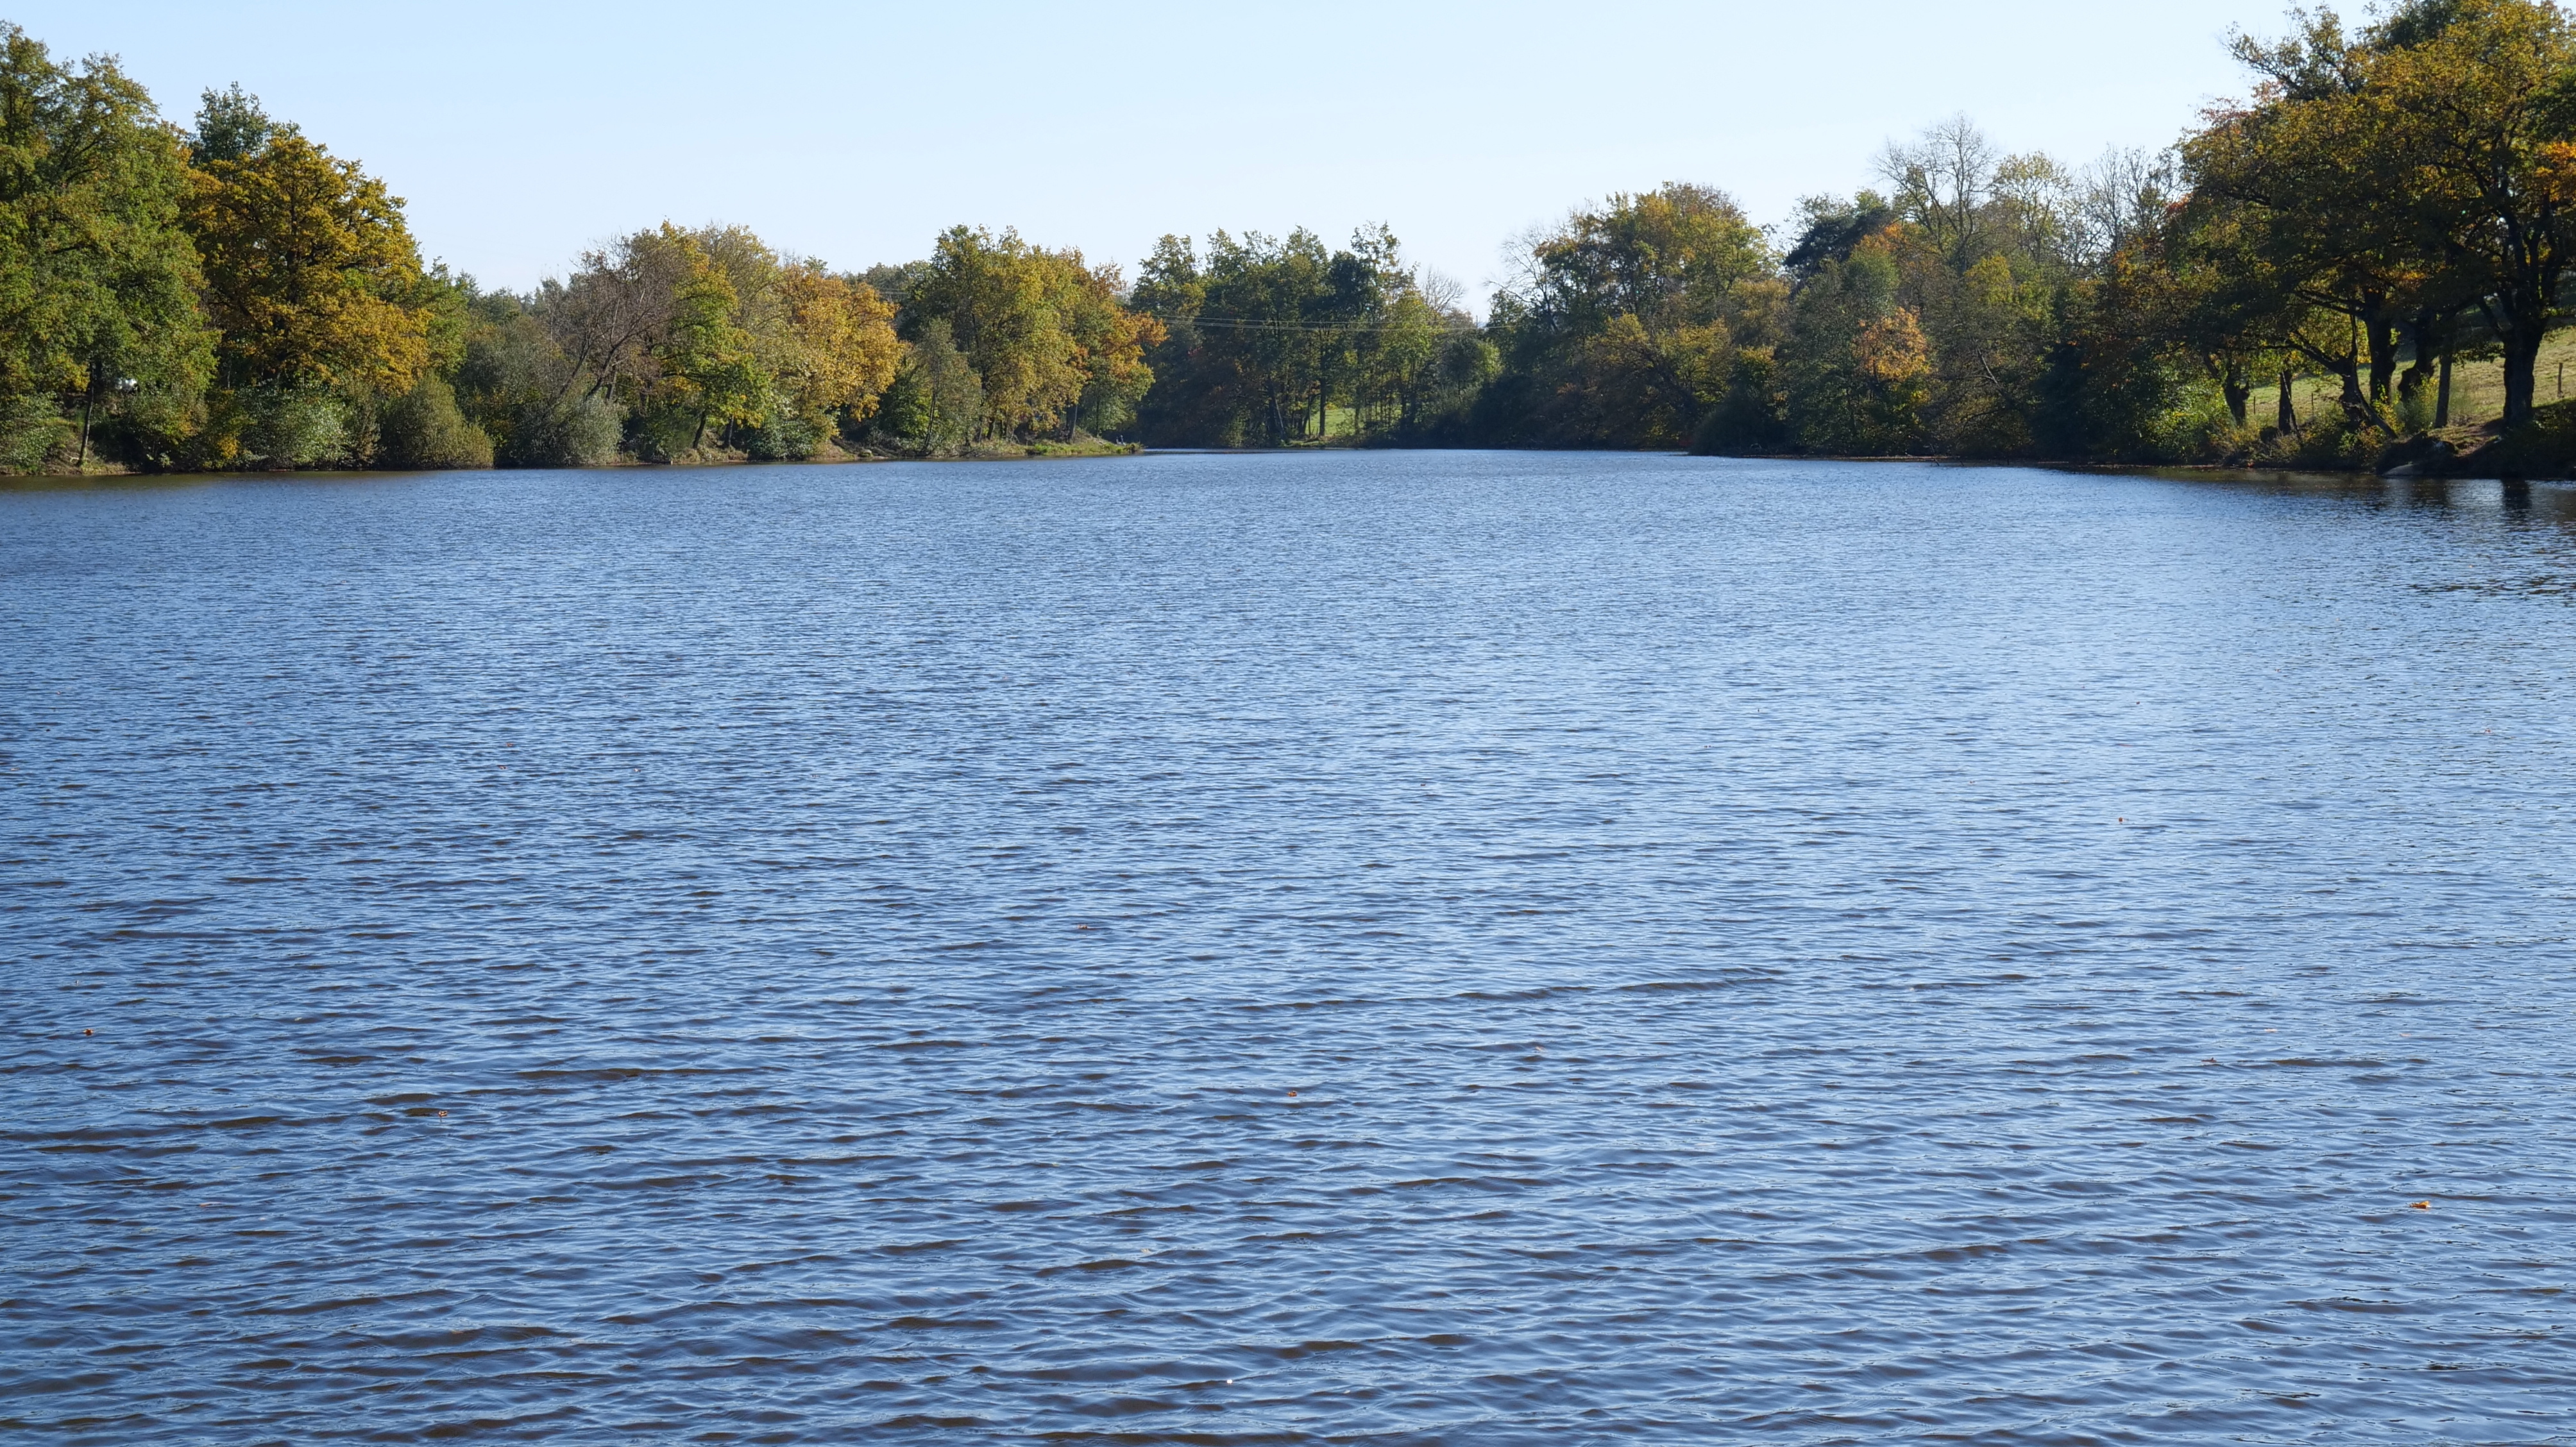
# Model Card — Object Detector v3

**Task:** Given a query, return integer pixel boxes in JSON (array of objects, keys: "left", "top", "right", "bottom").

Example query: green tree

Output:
[
  {"left": 1780, "top": 239, "right": 1929, "bottom": 453},
  {"left": 0, "top": 24, "right": 207, "bottom": 471},
  {"left": 904, "top": 226, "right": 1079, "bottom": 437},
  {"left": 2183, "top": 12, "right": 2430, "bottom": 434},
  {"left": 653, "top": 231, "right": 766, "bottom": 453},
  {"left": 1133, "top": 225, "right": 1465, "bottom": 447},
  {"left": 874, "top": 318, "right": 981, "bottom": 454},
  {"left": 1490, "top": 183, "right": 1775, "bottom": 447}
]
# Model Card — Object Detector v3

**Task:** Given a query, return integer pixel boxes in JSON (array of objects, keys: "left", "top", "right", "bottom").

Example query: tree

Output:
[
  {"left": 0, "top": 25, "right": 207, "bottom": 470},
  {"left": 874, "top": 318, "right": 981, "bottom": 454},
  {"left": 1780, "top": 237, "right": 1929, "bottom": 453},
  {"left": 1492, "top": 183, "right": 1777, "bottom": 447},
  {"left": 1133, "top": 225, "right": 1462, "bottom": 447},
  {"left": 513, "top": 224, "right": 900, "bottom": 461},
  {"left": 534, "top": 226, "right": 699, "bottom": 416},
  {"left": 904, "top": 226, "right": 1081, "bottom": 438},
  {"left": 188, "top": 83, "right": 271, "bottom": 166},
  {"left": 187, "top": 118, "right": 434, "bottom": 396},
  {"left": 2366, "top": 0, "right": 2576, "bottom": 428},
  {"left": 654, "top": 235, "right": 765, "bottom": 452},
  {"left": 2184, "top": 12, "right": 2441, "bottom": 434},
  {"left": 1877, "top": 115, "right": 2003, "bottom": 268},
  {"left": 774, "top": 260, "right": 901, "bottom": 437}
]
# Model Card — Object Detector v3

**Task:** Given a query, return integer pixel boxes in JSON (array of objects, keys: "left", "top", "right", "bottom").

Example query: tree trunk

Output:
[
  {"left": 2278, "top": 366, "right": 2298, "bottom": 435},
  {"left": 2336, "top": 357, "right": 2369, "bottom": 423},
  {"left": 2398, "top": 310, "right": 2435, "bottom": 410},
  {"left": 2436, "top": 351, "right": 2453, "bottom": 429},
  {"left": 2318, "top": 316, "right": 2385, "bottom": 434},
  {"left": 2221, "top": 359, "right": 2249, "bottom": 427},
  {"left": 2502, "top": 318, "right": 2543, "bottom": 430},
  {"left": 2365, "top": 298, "right": 2398, "bottom": 403}
]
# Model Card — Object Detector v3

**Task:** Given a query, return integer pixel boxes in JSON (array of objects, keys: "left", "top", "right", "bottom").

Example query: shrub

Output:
[
  {"left": 241, "top": 388, "right": 349, "bottom": 469},
  {"left": 500, "top": 393, "right": 622, "bottom": 468},
  {"left": 377, "top": 377, "right": 495, "bottom": 470},
  {"left": 0, "top": 394, "right": 71, "bottom": 472}
]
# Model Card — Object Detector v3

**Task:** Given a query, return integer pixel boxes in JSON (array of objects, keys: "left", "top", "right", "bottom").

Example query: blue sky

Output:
[{"left": 16, "top": 0, "right": 2308, "bottom": 303}]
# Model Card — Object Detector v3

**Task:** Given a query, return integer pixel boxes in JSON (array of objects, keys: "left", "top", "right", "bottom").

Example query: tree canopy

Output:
[
  {"left": 14, "top": 4, "right": 2576, "bottom": 475},
  {"left": 0, "top": 24, "right": 205, "bottom": 468}
]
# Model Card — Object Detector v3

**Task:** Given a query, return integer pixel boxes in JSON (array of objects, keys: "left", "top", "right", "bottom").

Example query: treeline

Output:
[
  {"left": 1128, "top": 227, "right": 1495, "bottom": 446},
  {"left": 0, "top": 28, "right": 1158, "bottom": 471},
  {"left": 1089, "top": 0, "right": 2576, "bottom": 467},
  {"left": 10, "top": 0, "right": 2576, "bottom": 475},
  {"left": 1454, "top": 0, "right": 2576, "bottom": 470}
]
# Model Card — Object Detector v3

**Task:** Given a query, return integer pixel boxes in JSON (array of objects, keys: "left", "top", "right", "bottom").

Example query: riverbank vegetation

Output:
[
  {"left": 0, "top": 32, "right": 1155, "bottom": 472},
  {"left": 10, "top": 0, "right": 2576, "bottom": 475}
]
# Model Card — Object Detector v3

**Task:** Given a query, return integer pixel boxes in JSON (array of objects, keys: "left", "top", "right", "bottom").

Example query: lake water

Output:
[{"left": 4, "top": 452, "right": 2573, "bottom": 1444}]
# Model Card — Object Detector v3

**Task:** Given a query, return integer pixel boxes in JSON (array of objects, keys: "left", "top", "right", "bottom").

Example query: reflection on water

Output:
[{"left": 4, "top": 453, "right": 2573, "bottom": 1444}]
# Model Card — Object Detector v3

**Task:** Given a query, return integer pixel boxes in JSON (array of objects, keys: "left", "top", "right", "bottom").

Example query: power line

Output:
[{"left": 1144, "top": 312, "right": 1470, "bottom": 334}]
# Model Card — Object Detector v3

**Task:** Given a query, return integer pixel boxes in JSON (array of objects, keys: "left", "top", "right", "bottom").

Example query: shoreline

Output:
[{"left": 13, "top": 445, "right": 2569, "bottom": 490}]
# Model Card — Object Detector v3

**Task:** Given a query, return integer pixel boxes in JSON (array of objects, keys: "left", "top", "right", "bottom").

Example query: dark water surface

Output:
[{"left": 5, "top": 452, "right": 2574, "bottom": 1444}]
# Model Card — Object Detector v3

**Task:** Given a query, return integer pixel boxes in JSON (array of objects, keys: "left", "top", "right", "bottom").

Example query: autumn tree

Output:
[
  {"left": 496, "top": 224, "right": 899, "bottom": 462},
  {"left": 2366, "top": 0, "right": 2576, "bottom": 428},
  {"left": 900, "top": 224, "right": 1157, "bottom": 443},
  {"left": 904, "top": 226, "right": 1079, "bottom": 437},
  {"left": 774, "top": 260, "right": 901, "bottom": 437},
  {"left": 187, "top": 119, "right": 434, "bottom": 395},
  {"left": 1778, "top": 234, "right": 1930, "bottom": 453}
]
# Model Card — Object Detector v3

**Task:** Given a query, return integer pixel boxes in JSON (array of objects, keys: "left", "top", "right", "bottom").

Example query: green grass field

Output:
[{"left": 2247, "top": 328, "right": 2576, "bottom": 430}]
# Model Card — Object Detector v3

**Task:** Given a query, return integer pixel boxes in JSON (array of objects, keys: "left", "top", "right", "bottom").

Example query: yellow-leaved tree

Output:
[
  {"left": 902, "top": 226, "right": 1158, "bottom": 443},
  {"left": 184, "top": 122, "right": 441, "bottom": 464},
  {"left": 189, "top": 131, "right": 431, "bottom": 394},
  {"left": 774, "top": 260, "right": 902, "bottom": 437}
]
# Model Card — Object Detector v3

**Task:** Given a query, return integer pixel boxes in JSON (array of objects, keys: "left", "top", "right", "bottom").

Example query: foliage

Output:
[
  {"left": 496, "top": 223, "right": 904, "bottom": 463},
  {"left": 13, "top": 4, "right": 2576, "bottom": 475},
  {"left": 0, "top": 24, "right": 208, "bottom": 470},
  {"left": 872, "top": 318, "right": 983, "bottom": 455},
  {"left": 1487, "top": 184, "right": 1778, "bottom": 448},
  {"left": 1134, "top": 224, "right": 1477, "bottom": 446},
  {"left": 894, "top": 225, "right": 1158, "bottom": 444},
  {"left": 377, "top": 375, "right": 493, "bottom": 470},
  {"left": 187, "top": 129, "right": 433, "bottom": 394}
]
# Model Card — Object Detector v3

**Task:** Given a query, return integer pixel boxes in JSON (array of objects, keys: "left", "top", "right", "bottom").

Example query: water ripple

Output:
[{"left": 3, "top": 453, "right": 2573, "bottom": 1442}]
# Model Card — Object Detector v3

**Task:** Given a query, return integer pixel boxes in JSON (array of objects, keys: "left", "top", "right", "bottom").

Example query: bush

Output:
[
  {"left": 2394, "top": 380, "right": 2437, "bottom": 434},
  {"left": 2251, "top": 410, "right": 2380, "bottom": 470},
  {"left": 500, "top": 393, "right": 622, "bottom": 468},
  {"left": 0, "top": 394, "right": 72, "bottom": 472},
  {"left": 377, "top": 377, "right": 495, "bottom": 470},
  {"left": 743, "top": 409, "right": 825, "bottom": 461},
  {"left": 627, "top": 401, "right": 704, "bottom": 462},
  {"left": 241, "top": 388, "right": 350, "bottom": 469},
  {"left": 2139, "top": 378, "right": 2244, "bottom": 464}
]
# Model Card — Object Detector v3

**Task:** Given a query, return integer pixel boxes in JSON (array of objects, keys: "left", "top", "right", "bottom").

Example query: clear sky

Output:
[{"left": 13, "top": 0, "right": 2307, "bottom": 305}]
